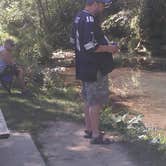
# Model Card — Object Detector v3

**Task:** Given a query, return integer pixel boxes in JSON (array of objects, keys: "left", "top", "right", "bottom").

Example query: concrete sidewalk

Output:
[
  {"left": 38, "top": 121, "right": 138, "bottom": 166},
  {"left": 0, "top": 133, "right": 46, "bottom": 166}
]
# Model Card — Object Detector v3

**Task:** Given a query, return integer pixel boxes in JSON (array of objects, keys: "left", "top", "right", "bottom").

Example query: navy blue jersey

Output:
[
  {"left": 70, "top": 10, "right": 114, "bottom": 82},
  {"left": 70, "top": 10, "right": 109, "bottom": 53}
]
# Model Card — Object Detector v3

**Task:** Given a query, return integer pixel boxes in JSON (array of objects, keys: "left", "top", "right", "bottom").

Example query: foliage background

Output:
[
  {"left": 0, "top": 0, "right": 83, "bottom": 64},
  {"left": 0, "top": 0, "right": 165, "bottom": 64}
]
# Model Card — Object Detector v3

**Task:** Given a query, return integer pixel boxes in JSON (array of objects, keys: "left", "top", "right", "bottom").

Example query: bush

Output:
[
  {"left": 140, "top": 0, "right": 166, "bottom": 57},
  {"left": 0, "top": 0, "right": 84, "bottom": 64},
  {"left": 103, "top": 9, "right": 140, "bottom": 52}
]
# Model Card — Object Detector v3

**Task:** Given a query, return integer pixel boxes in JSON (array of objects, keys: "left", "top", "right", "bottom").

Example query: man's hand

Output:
[
  {"left": 95, "top": 45, "right": 119, "bottom": 54},
  {"left": 107, "top": 45, "right": 119, "bottom": 54}
]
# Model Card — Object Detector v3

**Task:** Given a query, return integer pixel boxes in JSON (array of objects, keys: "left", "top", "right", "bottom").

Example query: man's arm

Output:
[
  {"left": 95, "top": 45, "right": 119, "bottom": 54},
  {"left": 70, "top": 22, "right": 75, "bottom": 48}
]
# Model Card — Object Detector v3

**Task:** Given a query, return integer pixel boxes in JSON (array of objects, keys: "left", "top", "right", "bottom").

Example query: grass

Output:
[
  {"left": 1, "top": 76, "right": 166, "bottom": 165},
  {"left": 1, "top": 83, "right": 166, "bottom": 141},
  {"left": 0, "top": 86, "right": 83, "bottom": 134}
]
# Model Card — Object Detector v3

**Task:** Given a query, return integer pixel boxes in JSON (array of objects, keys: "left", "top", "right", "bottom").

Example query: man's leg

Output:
[
  {"left": 82, "top": 81, "right": 102, "bottom": 138},
  {"left": 89, "top": 104, "right": 102, "bottom": 138},
  {"left": 82, "top": 82, "right": 92, "bottom": 134},
  {"left": 84, "top": 104, "right": 91, "bottom": 132},
  {"left": 88, "top": 73, "right": 111, "bottom": 144}
]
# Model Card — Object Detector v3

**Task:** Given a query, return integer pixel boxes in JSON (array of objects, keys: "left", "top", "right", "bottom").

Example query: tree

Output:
[
  {"left": 140, "top": 0, "right": 166, "bottom": 57},
  {"left": 0, "top": 0, "right": 84, "bottom": 63}
]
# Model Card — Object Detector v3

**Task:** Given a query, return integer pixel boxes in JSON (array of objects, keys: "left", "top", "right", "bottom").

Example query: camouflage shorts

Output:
[{"left": 82, "top": 72, "right": 110, "bottom": 106}]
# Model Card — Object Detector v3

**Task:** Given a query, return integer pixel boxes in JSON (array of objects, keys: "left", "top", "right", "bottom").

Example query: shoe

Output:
[
  {"left": 84, "top": 130, "right": 105, "bottom": 139},
  {"left": 21, "top": 89, "right": 33, "bottom": 97},
  {"left": 84, "top": 130, "right": 92, "bottom": 139},
  {"left": 90, "top": 134, "right": 114, "bottom": 145}
]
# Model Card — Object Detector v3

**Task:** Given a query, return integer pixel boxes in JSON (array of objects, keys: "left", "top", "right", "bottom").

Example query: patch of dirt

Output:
[{"left": 110, "top": 68, "right": 166, "bottom": 130}]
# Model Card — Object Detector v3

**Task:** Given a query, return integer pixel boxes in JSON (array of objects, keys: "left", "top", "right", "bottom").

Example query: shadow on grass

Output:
[{"left": 0, "top": 89, "right": 83, "bottom": 133}]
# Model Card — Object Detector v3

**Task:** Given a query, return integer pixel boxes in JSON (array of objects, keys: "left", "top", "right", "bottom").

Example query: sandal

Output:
[
  {"left": 90, "top": 135, "right": 114, "bottom": 145},
  {"left": 84, "top": 130, "right": 92, "bottom": 139},
  {"left": 84, "top": 130, "right": 105, "bottom": 139},
  {"left": 21, "top": 89, "right": 33, "bottom": 97}
]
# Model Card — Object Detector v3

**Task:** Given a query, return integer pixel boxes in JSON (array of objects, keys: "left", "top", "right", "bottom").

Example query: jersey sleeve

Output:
[{"left": 82, "top": 16, "right": 99, "bottom": 52}]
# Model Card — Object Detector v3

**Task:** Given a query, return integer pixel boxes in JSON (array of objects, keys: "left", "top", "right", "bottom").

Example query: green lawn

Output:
[{"left": 0, "top": 86, "right": 83, "bottom": 134}]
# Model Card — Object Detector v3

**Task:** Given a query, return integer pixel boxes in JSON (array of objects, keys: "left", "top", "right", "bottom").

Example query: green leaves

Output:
[
  {"left": 140, "top": 0, "right": 166, "bottom": 57},
  {"left": 127, "top": 114, "right": 143, "bottom": 129},
  {"left": 0, "top": 0, "right": 84, "bottom": 64}
]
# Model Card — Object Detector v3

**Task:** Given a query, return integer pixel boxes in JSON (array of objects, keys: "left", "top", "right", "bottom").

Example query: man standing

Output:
[{"left": 71, "top": 0, "right": 119, "bottom": 144}]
